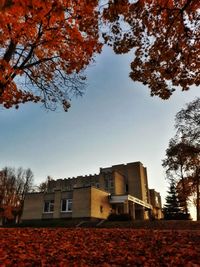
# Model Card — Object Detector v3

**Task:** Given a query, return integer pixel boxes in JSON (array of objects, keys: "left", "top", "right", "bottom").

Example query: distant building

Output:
[{"left": 22, "top": 161, "right": 162, "bottom": 221}]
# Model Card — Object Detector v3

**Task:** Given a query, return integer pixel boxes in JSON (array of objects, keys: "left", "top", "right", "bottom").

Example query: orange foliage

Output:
[
  {"left": 0, "top": 0, "right": 101, "bottom": 110},
  {"left": 0, "top": 228, "right": 200, "bottom": 266},
  {"left": 0, "top": 205, "right": 13, "bottom": 219},
  {"left": 103, "top": 0, "right": 200, "bottom": 99},
  {"left": 0, "top": 0, "right": 199, "bottom": 109}
]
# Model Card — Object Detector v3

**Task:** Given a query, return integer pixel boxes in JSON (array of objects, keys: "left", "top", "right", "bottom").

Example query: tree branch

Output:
[{"left": 3, "top": 39, "right": 17, "bottom": 62}]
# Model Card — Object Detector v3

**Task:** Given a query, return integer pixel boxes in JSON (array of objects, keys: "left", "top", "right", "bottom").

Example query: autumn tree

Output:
[
  {"left": 1, "top": 0, "right": 200, "bottom": 111},
  {"left": 0, "top": 166, "right": 34, "bottom": 224},
  {"left": 175, "top": 98, "right": 200, "bottom": 220},
  {"left": 102, "top": 0, "right": 200, "bottom": 99},
  {"left": 175, "top": 98, "right": 200, "bottom": 146},
  {"left": 0, "top": 0, "right": 101, "bottom": 111},
  {"left": 163, "top": 139, "right": 190, "bottom": 214},
  {"left": 163, "top": 98, "right": 200, "bottom": 220}
]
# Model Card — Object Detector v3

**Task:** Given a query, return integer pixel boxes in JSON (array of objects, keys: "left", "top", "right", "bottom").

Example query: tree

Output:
[
  {"left": 175, "top": 98, "right": 200, "bottom": 220},
  {"left": 0, "top": 0, "right": 101, "bottom": 111},
  {"left": 0, "top": 166, "right": 34, "bottom": 224},
  {"left": 163, "top": 178, "right": 189, "bottom": 220},
  {"left": 37, "top": 175, "right": 52, "bottom": 193},
  {"left": 103, "top": 0, "right": 200, "bottom": 99},
  {"left": 163, "top": 98, "right": 200, "bottom": 220},
  {"left": 175, "top": 98, "right": 200, "bottom": 146},
  {"left": 163, "top": 139, "right": 192, "bottom": 214},
  {"left": 1, "top": 1, "right": 200, "bottom": 111}
]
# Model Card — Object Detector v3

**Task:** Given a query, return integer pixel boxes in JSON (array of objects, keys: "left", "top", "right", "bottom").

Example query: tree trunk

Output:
[
  {"left": 180, "top": 171, "right": 188, "bottom": 214},
  {"left": 196, "top": 175, "right": 200, "bottom": 220},
  {"left": 0, "top": 0, "right": 13, "bottom": 10},
  {"left": 0, "top": 83, "right": 5, "bottom": 97}
]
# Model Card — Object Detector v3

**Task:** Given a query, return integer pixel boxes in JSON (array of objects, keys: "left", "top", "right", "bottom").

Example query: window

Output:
[
  {"left": 100, "top": 205, "right": 103, "bottom": 213},
  {"left": 155, "top": 196, "right": 159, "bottom": 205},
  {"left": 61, "top": 199, "right": 72, "bottom": 212},
  {"left": 105, "top": 175, "right": 114, "bottom": 190},
  {"left": 109, "top": 179, "right": 114, "bottom": 188},
  {"left": 66, "top": 185, "right": 72, "bottom": 191},
  {"left": 105, "top": 179, "right": 109, "bottom": 189},
  {"left": 44, "top": 200, "right": 54, "bottom": 213},
  {"left": 125, "top": 184, "right": 129, "bottom": 193}
]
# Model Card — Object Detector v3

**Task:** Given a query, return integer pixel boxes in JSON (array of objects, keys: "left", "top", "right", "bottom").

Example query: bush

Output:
[
  {"left": 107, "top": 213, "right": 132, "bottom": 221},
  {"left": 6, "top": 219, "right": 81, "bottom": 228},
  {"left": 164, "top": 212, "right": 191, "bottom": 220}
]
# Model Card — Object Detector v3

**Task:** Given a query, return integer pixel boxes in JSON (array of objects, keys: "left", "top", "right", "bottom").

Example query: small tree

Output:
[
  {"left": 163, "top": 178, "right": 190, "bottom": 220},
  {"left": 0, "top": 167, "right": 34, "bottom": 224},
  {"left": 37, "top": 175, "right": 52, "bottom": 193}
]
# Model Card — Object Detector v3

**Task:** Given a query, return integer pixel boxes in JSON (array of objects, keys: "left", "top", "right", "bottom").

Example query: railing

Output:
[
  {"left": 109, "top": 194, "right": 152, "bottom": 209},
  {"left": 127, "top": 195, "right": 152, "bottom": 209}
]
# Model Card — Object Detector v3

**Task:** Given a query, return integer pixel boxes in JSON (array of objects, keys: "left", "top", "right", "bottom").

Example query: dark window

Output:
[
  {"left": 105, "top": 175, "right": 114, "bottom": 190},
  {"left": 61, "top": 199, "right": 72, "bottom": 212},
  {"left": 125, "top": 184, "right": 129, "bottom": 192},
  {"left": 100, "top": 205, "right": 103, "bottom": 213},
  {"left": 44, "top": 200, "right": 54, "bottom": 213}
]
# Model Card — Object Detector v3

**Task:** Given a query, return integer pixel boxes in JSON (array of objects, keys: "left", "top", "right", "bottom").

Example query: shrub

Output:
[
  {"left": 107, "top": 213, "right": 132, "bottom": 221},
  {"left": 164, "top": 212, "right": 191, "bottom": 220}
]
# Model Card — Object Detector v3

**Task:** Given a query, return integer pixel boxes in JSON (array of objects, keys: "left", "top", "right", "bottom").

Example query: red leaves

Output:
[
  {"left": 103, "top": 0, "right": 200, "bottom": 99},
  {"left": 0, "top": 228, "right": 200, "bottom": 266},
  {"left": 0, "top": 83, "right": 41, "bottom": 109},
  {"left": 0, "top": 0, "right": 102, "bottom": 110}
]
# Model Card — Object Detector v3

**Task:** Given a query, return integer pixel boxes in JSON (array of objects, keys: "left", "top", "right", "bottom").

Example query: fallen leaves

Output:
[{"left": 0, "top": 228, "right": 200, "bottom": 266}]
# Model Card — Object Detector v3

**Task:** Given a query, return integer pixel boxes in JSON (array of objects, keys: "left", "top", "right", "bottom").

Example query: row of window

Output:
[{"left": 44, "top": 199, "right": 72, "bottom": 213}]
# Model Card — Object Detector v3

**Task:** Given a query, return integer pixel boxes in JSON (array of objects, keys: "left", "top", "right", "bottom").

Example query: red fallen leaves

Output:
[{"left": 0, "top": 228, "right": 200, "bottom": 266}]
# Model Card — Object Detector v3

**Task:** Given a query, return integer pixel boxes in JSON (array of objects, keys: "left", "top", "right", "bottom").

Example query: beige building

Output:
[{"left": 22, "top": 161, "right": 162, "bottom": 221}]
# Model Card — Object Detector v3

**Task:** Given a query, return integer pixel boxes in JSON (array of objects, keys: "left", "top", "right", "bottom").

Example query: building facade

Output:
[{"left": 22, "top": 161, "right": 162, "bottom": 221}]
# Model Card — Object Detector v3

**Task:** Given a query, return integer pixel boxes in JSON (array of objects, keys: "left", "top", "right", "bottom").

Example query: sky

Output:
[{"left": 0, "top": 46, "right": 199, "bottom": 218}]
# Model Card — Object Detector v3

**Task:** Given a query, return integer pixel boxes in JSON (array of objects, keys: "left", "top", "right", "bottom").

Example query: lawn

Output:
[{"left": 1, "top": 228, "right": 200, "bottom": 266}]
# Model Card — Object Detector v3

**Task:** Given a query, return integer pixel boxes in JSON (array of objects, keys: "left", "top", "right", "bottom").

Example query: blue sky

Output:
[{"left": 0, "top": 47, "right": 199, "bottom": 217}]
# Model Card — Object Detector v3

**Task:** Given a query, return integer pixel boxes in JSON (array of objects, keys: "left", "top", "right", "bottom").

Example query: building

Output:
[{"left": 22, "top": 161, "right": 162, "bottom": 221}]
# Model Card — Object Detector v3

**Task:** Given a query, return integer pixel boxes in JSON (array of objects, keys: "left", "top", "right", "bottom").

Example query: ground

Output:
[{"left": 1, "top": 227, "right": 200, "bottom": 266}]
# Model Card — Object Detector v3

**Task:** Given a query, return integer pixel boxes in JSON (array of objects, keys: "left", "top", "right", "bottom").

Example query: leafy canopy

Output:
[
  {"left": 0, "top": 0, "right": 101, "bottom": 110},
  {"left": 103, "top": 0, "right": 200, "bottom": 99},
  {"left": 0, "top": 0, "right": 200, "bottom": 111}
]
